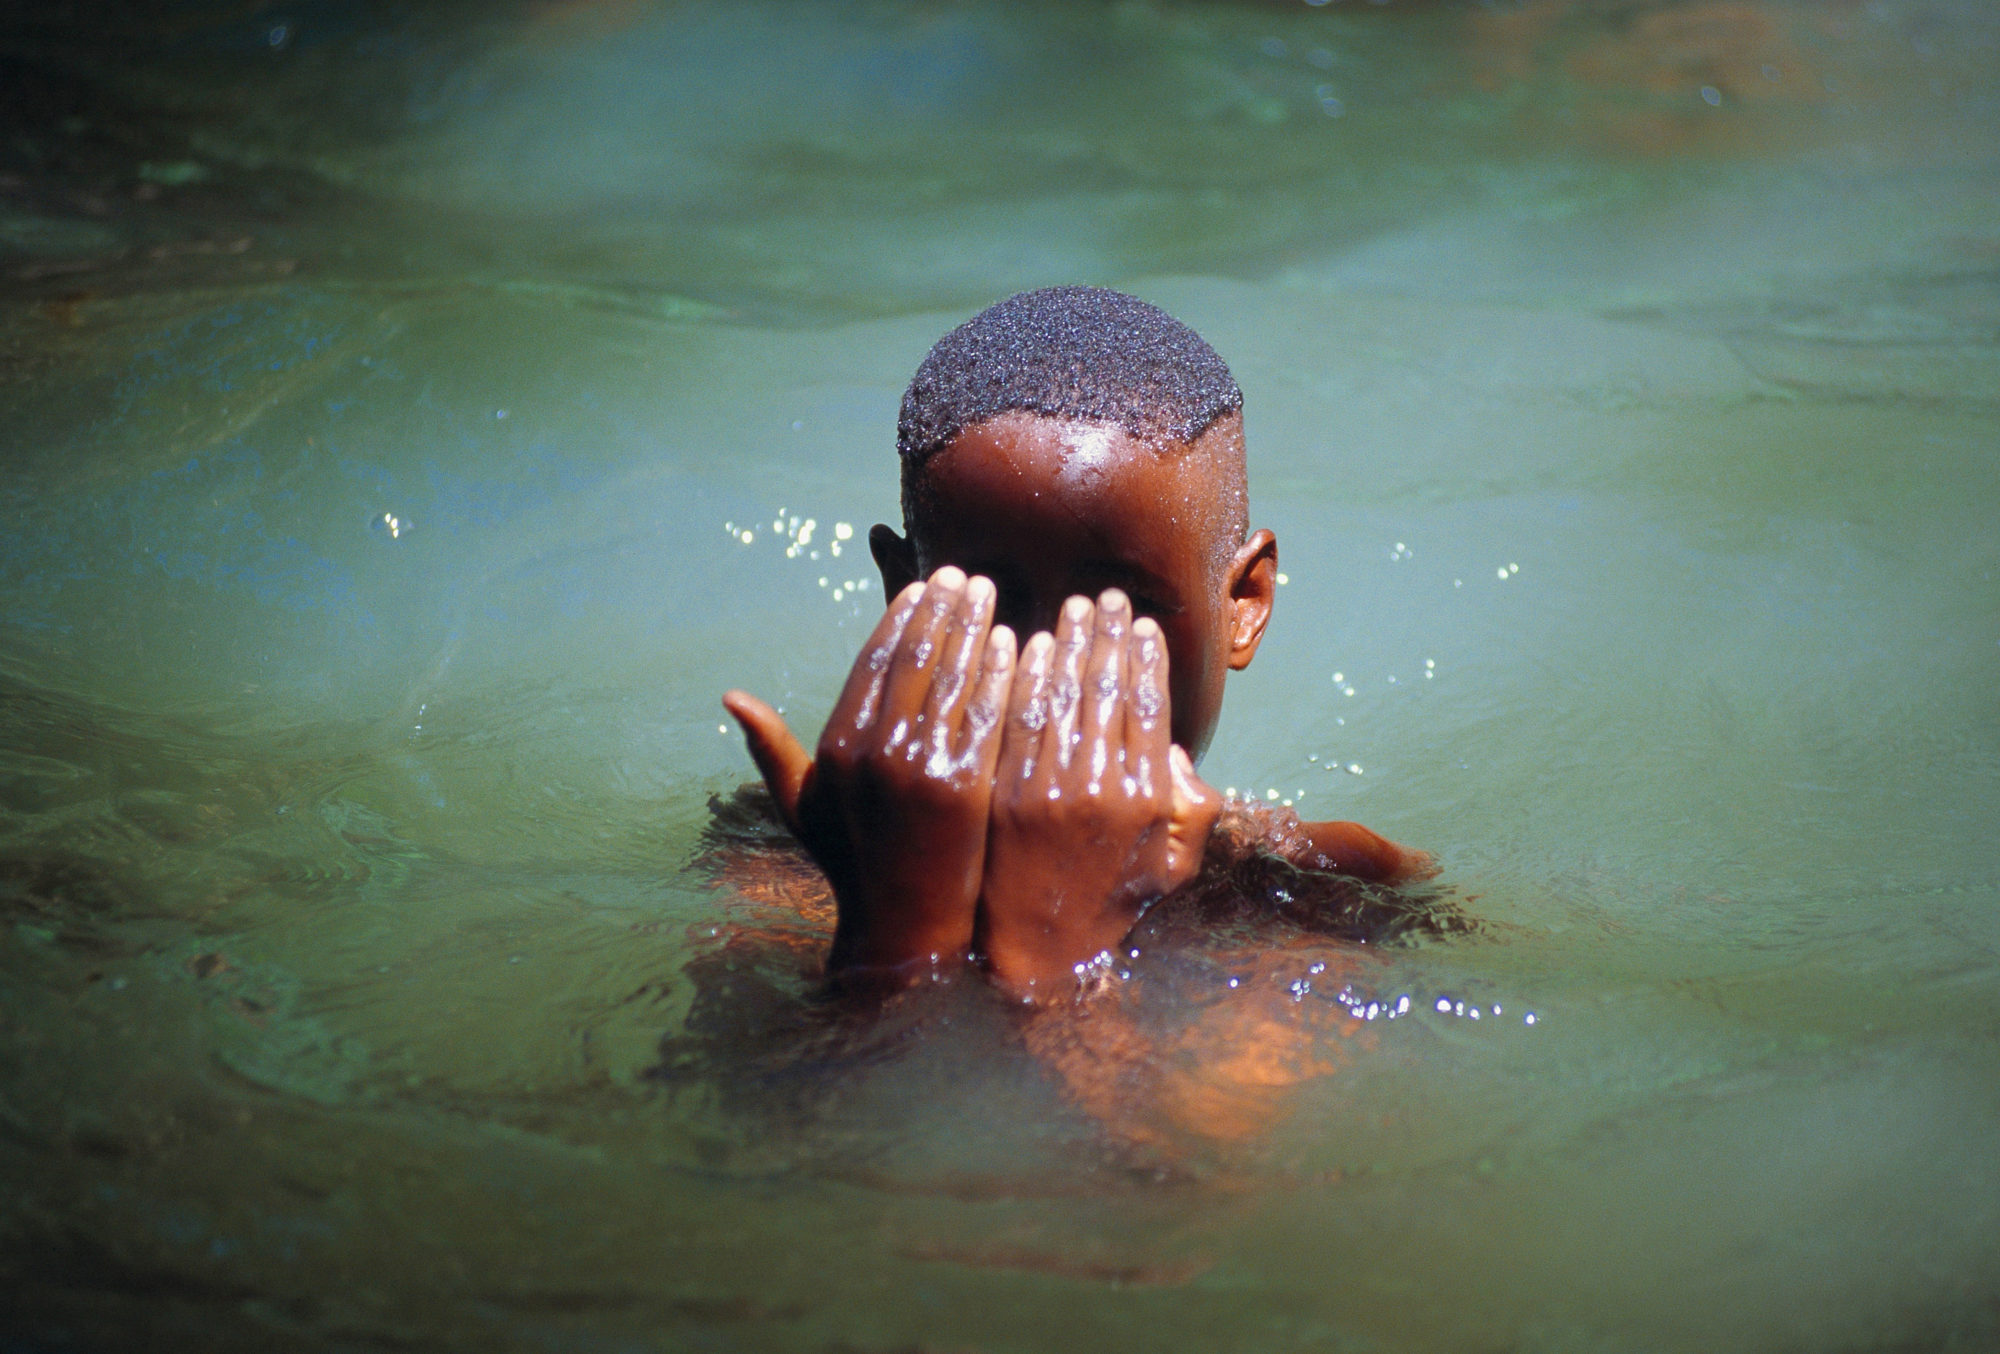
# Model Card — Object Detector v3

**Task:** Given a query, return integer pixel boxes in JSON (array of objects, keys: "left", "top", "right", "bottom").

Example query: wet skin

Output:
[{"left": 725, "top": 410, "right": 1430, "bottom": 999}]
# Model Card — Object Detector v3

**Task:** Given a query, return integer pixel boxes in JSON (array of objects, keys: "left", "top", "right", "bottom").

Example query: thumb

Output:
[
  {"left": 1164, "top": 743, "right": 1220, "bottom": 886},
  {"left": 721, "top": 690, "right": 812, "bottom": 832}
]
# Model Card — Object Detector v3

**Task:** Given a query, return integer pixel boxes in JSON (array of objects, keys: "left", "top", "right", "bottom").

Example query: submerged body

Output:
[{"left": 690, "top": 783, "right": 1463, "bottom": 1153}]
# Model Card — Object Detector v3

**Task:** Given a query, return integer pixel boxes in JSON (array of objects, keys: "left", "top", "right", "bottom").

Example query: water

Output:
[{"left": 2, "top": 1, "right": 1997, "bottom": 1348}]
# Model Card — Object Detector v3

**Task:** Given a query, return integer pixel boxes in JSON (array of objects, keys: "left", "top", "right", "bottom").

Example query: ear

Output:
[
  {"left": 1224, "top": 529, "right": 1278, "bottom": 671},
  {"left": 869, "top": 523, "right": 919, "bottom": 597}
]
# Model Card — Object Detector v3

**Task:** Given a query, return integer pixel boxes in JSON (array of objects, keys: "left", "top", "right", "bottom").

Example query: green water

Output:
[{"left": 3, "top": 1, "right": 1997, "bottom": 1349}]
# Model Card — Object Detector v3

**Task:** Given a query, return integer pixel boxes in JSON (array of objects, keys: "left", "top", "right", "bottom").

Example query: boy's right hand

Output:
[{"left": 723, "top": 567, "right": 1015, "bottom": 980}]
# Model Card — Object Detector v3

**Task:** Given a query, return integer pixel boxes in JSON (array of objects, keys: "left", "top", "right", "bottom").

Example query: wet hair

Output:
[{"left": 896, "top": 286, "right": 1243, "bottom": 467}]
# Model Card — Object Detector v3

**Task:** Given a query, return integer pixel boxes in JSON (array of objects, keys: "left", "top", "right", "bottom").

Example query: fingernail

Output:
[
  {"left": 965, "top": 574, "right": 995, "bottom": 608},
  {"left": 989, "top": 623, "right": 1016, "bottom": 655},
  {"left": 1063, "top": 596, "right": 1091, "bottom": 624},
  {"left": 1132, "top": 616, "right": 1161, "bottom": 641},
  {"left": 932, "top": 565, "right": 966, "bottom": 590},
  {"left": 1099, "top": 587, "right": 1128, "bottom": 613}
]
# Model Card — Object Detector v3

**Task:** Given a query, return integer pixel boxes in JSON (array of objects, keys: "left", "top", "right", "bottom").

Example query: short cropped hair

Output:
[{"left": 895, "top": 286, "right": 1243, "bottom": 466}]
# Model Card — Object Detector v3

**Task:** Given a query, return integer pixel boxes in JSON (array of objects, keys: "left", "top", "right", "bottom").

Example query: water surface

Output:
[{"left": 3, "top": 2, "right": 1997, "bottom": 1349}]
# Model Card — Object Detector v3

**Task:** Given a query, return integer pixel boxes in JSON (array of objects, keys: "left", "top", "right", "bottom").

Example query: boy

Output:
[{"left": 724, "top": 287, "right": 1430, "bottom": 1002}]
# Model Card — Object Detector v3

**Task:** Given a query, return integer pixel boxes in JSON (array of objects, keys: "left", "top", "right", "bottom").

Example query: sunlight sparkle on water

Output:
[{"left": 723, "top": 510, "right": 874, "bottom": 608}]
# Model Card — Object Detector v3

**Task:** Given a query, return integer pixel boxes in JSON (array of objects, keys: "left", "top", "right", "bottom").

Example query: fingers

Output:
[
  {"left": 959, "top": 622, "right": 1015, "bottom": 775},
  {"left": 1077, "top": 590, "right": 1130, "bottom": 790},
  {"left": 878, "top": 566, "right": 967, "bottom": 740},
  {"left": 722, "top": 690, "right": 813, "bottom": 832},
  {"left": 825, "top": 578, "right": 925, "bottom": 742},
  {"left": 924, "top": 574, "right": 997, "bottom": 758},
  {"left": 996, "top": 630, "right": 1054, "bottom": 789},
  {"left": 1123, "top": 614, "right": 1171, "bottom": 800},
  {"left": 1044, "top": 594, "right": 1094, "bottom": 772}
]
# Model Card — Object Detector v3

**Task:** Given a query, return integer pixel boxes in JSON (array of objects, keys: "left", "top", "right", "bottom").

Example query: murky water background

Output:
[{"left": 3, "top": 1, "right": 1997, "bottom": 1349}]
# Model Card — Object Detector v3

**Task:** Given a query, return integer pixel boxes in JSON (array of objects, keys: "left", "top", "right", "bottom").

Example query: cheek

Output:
[{"left": 1163, "top": 617, "right": 1225, "bottom": 722}]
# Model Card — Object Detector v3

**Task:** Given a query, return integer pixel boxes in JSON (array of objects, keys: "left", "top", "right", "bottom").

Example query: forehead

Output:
[{"left": 916, "top": 412, "right": 1242, "bottom": 565}]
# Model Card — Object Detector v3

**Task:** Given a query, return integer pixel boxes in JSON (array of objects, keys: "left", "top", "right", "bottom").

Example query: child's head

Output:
[{"left": 870, "top": 287, "right": 1278, "bottom": 760}]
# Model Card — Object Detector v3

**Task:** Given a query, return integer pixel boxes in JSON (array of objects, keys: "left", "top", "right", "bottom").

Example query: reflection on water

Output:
[{"left": 3, "top": 0, "right": 1998, "bottom": 1350}]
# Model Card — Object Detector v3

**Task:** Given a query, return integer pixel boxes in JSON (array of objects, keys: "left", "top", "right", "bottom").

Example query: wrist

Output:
[
  {"left": 825, "top": 941, "right": 971, "bottom": 996},
  {"left": 827, "top": 884, "right": 977, "bottom": 975},
  {"left": 976, "top": 898, "right": 1134, "bottom": 1002}
]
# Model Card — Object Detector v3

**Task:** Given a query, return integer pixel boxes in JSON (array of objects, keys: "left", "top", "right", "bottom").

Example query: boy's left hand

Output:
[{"left": 975, "top": 589, "right": 1220, "bottom": 998}]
